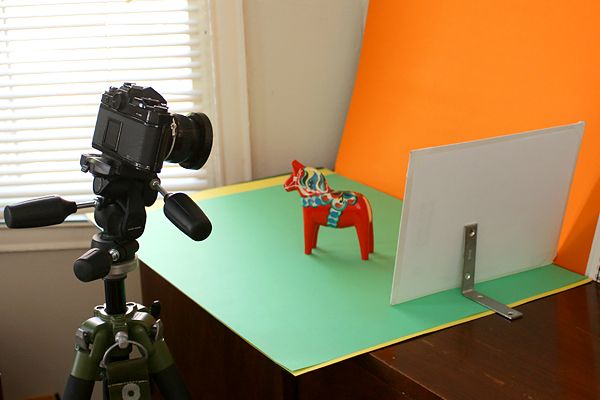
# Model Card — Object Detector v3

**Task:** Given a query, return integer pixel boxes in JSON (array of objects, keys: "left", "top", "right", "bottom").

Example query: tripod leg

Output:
[
  {"left": 151, "top": 364, "right": 191, "bottom": 400},
  {"left": 147, "top": 340, "right": 191, "bottom": 399},
  {"left": 130, "top": 324, "right": 191, "bottom": 400},
  {"left": 64, "top": 375, "right": 95, "bottom": 400},
  {"left": 63, "top": 324, "right": 111, "bottom": 400}
]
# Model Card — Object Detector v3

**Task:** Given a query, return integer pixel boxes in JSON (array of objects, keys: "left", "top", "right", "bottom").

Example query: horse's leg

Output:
[
  {"left": 303, "top": 212, "right": 316, "bottom": 255},
  {"left": 312, "top": 224, "right": 320, "bottom": 249},
  {"left": 369, "top": 219, "right": 374, "bottom": 253},
  {"left": 355, "top": 219, "right": 370, "bottom": 260}
]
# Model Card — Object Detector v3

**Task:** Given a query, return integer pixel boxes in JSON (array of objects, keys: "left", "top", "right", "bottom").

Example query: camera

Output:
[{"left": 92, "top": 82, "right": 213, "bottom": 173}]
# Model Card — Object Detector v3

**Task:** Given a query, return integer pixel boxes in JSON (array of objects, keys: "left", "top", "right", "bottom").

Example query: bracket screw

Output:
[
  {"left": 109, "top": 249, "right": 120, "bottom": 262},
  {"left": 115, "top": 331, "right": 129, "bottom": 349}
]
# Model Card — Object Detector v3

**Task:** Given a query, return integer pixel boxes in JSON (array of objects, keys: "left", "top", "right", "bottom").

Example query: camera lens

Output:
[{"left": 166, "top": 113, "right": 213, "bottom": 170}]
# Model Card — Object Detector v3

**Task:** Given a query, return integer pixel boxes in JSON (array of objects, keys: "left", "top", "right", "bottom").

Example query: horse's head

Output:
[
  {"left": 283, "top": 160, "right": 305, "bottom": 192},
  {"left": 283, "top": 160, "right": 331, "bottom": 195}
]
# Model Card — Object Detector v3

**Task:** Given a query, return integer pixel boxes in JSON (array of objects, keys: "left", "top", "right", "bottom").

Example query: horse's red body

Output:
[{"left": 284, "top": 160, "right": 374, "bottom": 260}]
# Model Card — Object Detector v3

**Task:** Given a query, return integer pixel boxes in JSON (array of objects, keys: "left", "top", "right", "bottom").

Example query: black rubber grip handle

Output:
[
  {"left": 151, "top": 364, "right": 192, "bottom": 400},
  {"left": 163, "top": 193, "right": 212, "bottom": 241},
  {"left": 74, "top": 248, "right": 112, "bottom": 282},
  {"left": 63, "top": 375, "right": 95, "bottom": 400},
  {"left": 3, "top": 195, "right": 77, "bottom": 228}
]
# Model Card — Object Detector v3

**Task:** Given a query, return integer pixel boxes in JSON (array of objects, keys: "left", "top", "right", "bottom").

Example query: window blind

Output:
[{"left": 0, "top": 0, "right": 216, "bottom": 211}]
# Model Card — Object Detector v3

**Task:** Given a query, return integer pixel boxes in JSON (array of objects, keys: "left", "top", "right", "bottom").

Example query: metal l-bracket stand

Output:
[{"left": 462, "top": 224, "right": 523, "bottom": 320}]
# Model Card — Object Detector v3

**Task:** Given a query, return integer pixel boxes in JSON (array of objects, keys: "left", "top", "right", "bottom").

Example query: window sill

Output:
[{"left": 0, "top": 220, "right": 98, "bottom": 253}]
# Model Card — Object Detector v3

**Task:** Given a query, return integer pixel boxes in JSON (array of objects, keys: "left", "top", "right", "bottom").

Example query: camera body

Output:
[
  {"left": 92, "top": 83, "right": 174, "bottom": 173},
  {"left": 91, "top": 83, "right": 213, "bottom": 174}
]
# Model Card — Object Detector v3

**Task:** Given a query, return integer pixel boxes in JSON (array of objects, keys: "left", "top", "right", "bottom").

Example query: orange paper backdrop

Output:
[{"left": 336, "top": 1, "right": 600, "bottom": 274}]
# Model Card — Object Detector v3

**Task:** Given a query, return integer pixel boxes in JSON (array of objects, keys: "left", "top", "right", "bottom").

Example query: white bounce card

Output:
[{"left": 391, "top": 122, "right": 584, "bottom": 305}]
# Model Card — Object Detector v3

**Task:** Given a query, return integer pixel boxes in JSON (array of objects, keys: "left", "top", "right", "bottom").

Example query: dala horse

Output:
[{"left": 283, "top": 160, "right": 374, "bottom": 260}]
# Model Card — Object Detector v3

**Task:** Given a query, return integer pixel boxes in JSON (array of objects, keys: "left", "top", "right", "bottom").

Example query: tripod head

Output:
[
  {"left": 3, "top": 83, "right": 213, "bottom": 288},
  {"left": 4, "top": 152, "right": 211, "bottom": 282}
]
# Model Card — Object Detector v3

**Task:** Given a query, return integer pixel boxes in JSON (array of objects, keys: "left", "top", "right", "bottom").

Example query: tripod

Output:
[
  {"left": 4, "top": 154, "right": 211, "bottom": 400},
  {"left": 64, "top": 260, "right": 189, "bottom": 400}
]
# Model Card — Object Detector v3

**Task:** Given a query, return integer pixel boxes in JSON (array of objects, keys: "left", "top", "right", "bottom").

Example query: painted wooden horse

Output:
[{"left": 283, "top": 160, "right": 374, "bottom": 260}]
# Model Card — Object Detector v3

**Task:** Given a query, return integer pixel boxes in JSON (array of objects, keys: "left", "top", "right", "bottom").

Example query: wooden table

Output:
[{"left": 140, "top": 263, "right": 600, "bottom": 399}]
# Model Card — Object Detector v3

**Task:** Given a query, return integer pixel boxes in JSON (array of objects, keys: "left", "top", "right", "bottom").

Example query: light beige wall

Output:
[
  {"left": 243, "top": 0, "right": 368, "bottom": 178},
  {"left": 0, "top": 248, "right": 141, "bottom": 400}
]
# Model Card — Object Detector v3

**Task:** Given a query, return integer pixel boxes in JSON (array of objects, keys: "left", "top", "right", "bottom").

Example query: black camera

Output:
[
  {"left": 92, "top": 82, "right": 213, "bottom": 173},
  {"left": 5, "top": 82, "right": 213, "bottom": 249}
]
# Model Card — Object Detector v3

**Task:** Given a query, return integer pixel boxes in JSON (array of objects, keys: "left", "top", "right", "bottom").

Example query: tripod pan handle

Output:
[
  {"left": 74, "top": 248, "right": 112, "bottom": 282},
  {"left": 163, "top": 193, "right": 212, "bottom": 241},
  {"left": 4, "top": 195, "right": 77, "bottom": 228}
]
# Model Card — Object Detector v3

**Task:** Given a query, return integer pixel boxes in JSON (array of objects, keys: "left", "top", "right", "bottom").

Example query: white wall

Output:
[
  {"left": 244, "top": 0, "right": 368, "bottom": 178},
  {"left": 0, "top": 246, "right": 141, "bottom": 400}
]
